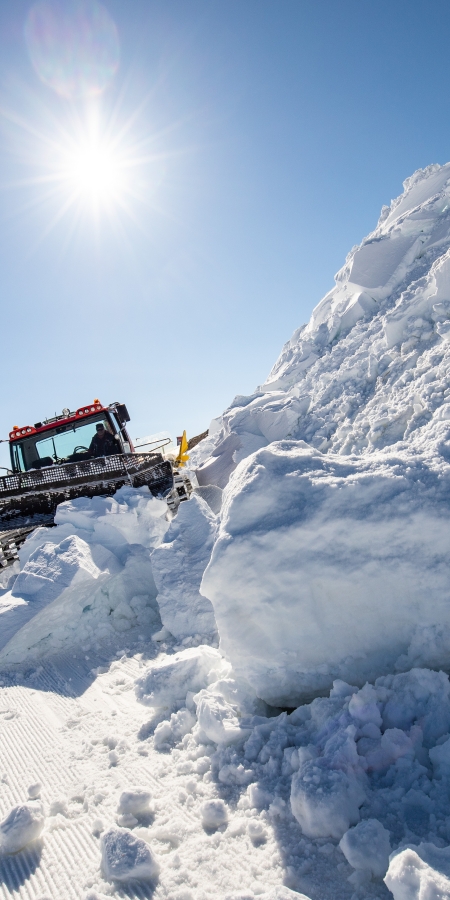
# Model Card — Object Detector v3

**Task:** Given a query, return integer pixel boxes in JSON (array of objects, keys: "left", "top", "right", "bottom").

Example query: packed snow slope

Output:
[{"left": 188, "top": 161, "right": 450, "bottom": 705}]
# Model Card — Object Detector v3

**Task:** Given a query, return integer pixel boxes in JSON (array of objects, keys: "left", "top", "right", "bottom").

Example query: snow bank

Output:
[
  {"left": 201, "top": 441, "right": 450, "bottom": 705},
  {"left": 184, "top": 162, "right": 450, "bottom": 703}
]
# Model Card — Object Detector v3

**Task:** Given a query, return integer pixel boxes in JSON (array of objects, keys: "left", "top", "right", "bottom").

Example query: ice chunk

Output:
[
  {"left": 247, "top": 819, "right": 267, "bottom": 843},
  {"left": 153, "top": 708, "right": 196, "bottom": 749},
  {"left": 100, "top": 827, "right": 160, "bottom": 882},
  {"left": 385, "top": 844, "right": 450, "bottom": 900},
  {"left": 339, "top": 819, "right": 391, "bottom": 877},
  {"left": 135, "top": 646, "right": 227, "bottom": 710},
  {"left": 0, "top": 801, "right": 44, "bottom": 854},
  {"left": 290, "top": 759, "right": 365, "bottom": 839},
  {"left": 201, "top": 799, "right": 228, "bottom": 829}
]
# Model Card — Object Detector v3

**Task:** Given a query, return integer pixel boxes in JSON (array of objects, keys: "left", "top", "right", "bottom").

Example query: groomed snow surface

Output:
[{"left": 3, "top": 163, "right": 450, "bottom": 898}]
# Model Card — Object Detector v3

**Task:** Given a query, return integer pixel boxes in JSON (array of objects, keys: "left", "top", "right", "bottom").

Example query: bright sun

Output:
[
  {"left": 0, "top": 96, "right": 166, "bottom": 243},
  {"left": 63, "top": 138, "right": 126, "bottom": 205}
]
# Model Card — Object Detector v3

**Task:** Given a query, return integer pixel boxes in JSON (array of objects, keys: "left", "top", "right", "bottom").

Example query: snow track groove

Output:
[{"left": 0, "top": 653, "right": 288, "bottom": 899}]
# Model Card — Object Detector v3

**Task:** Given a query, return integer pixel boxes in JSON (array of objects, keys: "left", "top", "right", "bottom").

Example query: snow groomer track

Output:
[
  {"left": 0, "top": 651, "right": 292, "bottom": 900},
  {"left": 0, "top": 654, "right": 173, "bottom": 900}
]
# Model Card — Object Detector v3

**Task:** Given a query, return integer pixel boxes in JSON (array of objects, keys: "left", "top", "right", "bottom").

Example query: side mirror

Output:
[{"left": 116, "top": 403, "right": 130, "bottom": 425}]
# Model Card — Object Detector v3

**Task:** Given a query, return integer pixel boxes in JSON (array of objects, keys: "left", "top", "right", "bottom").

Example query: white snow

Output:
[
  {"left": 0, "top": 801, "right": 44, "bottom": 854},
  {"left": 200, "top": 798, "right": 228, "bottom": 829},
  {"left": 339, "top": 818, "right": 391, "bottom": 877},
  {"left": 385, "top": 844, "right": 450, "bottom": 899},
  {"left": 0, "top": 486, "right": 167, "bottom": 664},
  {"left": 135, "top": 646, "right": 227, "bottom": 710},
  {"left": 187, "top": 162, "right": 450, "bottom": 705},
  {"left": 3, "top": 162, "right": 450, "bottom": 899},
  {"left": 100, "top": 826, "right": 160, "bottom": 881},
  {"left": 150, "top": 495, "right": 218, "bottom": 640}
]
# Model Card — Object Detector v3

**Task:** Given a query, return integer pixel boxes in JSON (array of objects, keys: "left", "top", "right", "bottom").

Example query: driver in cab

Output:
[{"left": 89, "top": 423, "right": 119, "bottom": 458}]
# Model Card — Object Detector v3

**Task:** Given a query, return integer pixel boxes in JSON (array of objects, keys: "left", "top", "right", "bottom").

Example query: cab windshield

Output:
[{"left": 11, "top": 415, "right": 118, "bottom": 472}]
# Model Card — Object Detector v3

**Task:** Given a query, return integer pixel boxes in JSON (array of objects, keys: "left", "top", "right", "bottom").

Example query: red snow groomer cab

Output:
[{"left": 0, "top": 400, "right": 191, "bottom": 566}]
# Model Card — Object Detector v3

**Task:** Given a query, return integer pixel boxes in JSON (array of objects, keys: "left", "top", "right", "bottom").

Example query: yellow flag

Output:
[{"left": 175, "top": 430, "right": 190, "bottom": 467}]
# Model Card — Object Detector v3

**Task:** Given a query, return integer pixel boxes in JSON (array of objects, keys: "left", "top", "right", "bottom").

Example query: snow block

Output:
[
  {"left": 201, "top": 442, "right": 450, "bottom": 705},
  {"left": 385, "top": 843, "right": 450, "bottom": 900},
  {"left": 100, "top": 827, "right": 160, "bottom": 882},
  {"left": 117, "top": 789, "right": 151, "bottom": 817},
  {"left": 339, "top": 819, "right": 391, "bottom": 877},
  {"left": 290, "top": 759, "right": 365, "bottom": 839},
  {"left": 195, "top": 689, "right": 252, "bottom": 745},
  {"left": 0, "top": 801, "right": 44, "bottom": 854}
]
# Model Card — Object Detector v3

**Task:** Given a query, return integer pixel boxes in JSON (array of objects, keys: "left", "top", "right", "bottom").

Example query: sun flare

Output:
[
  {"left": 63, "top": 139, "right": 125, "bottom": 204},
  {"left": 0, "top": 86, "right": 171, "bottom": 247}
]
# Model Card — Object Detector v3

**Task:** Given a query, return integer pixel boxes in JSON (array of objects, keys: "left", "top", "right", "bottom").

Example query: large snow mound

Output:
[
  {"left": 201, "top": 441, "right": 450, "bottom": 704},
  {"left": 186, "top": 162, "right": 450, "bottom": 704}
]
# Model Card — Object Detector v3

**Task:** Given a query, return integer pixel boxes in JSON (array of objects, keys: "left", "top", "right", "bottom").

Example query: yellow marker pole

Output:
[{"left": 175, "top": 430, "right": 190, "bottom": 467}]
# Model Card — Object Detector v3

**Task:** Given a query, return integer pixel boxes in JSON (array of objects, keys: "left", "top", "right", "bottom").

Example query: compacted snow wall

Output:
[
  {"left": 202, "top": 444, "right": 450, "bottom": 705},
  {"left": 188, "top": 162, "right": 450, "bottom": 705}
]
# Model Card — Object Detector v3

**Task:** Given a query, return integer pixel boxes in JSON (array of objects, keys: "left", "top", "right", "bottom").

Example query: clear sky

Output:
[{"left": 1, "top": 0, "right": 450, "bottom": 468}]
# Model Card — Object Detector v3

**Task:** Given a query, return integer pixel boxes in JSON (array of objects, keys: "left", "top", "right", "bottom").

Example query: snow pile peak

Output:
[{"left": 195, "top": 162, "right": 450, "bottom": 466}]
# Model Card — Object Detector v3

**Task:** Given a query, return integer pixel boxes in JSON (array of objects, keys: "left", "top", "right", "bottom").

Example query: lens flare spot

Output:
[{"left": 25, "top": 0, "right": 120, "bottom": 99}]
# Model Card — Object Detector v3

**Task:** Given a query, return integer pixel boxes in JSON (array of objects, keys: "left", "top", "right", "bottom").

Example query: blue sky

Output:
[{"left": 1, "top": 0, "right": 450, "bottom": 467}]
